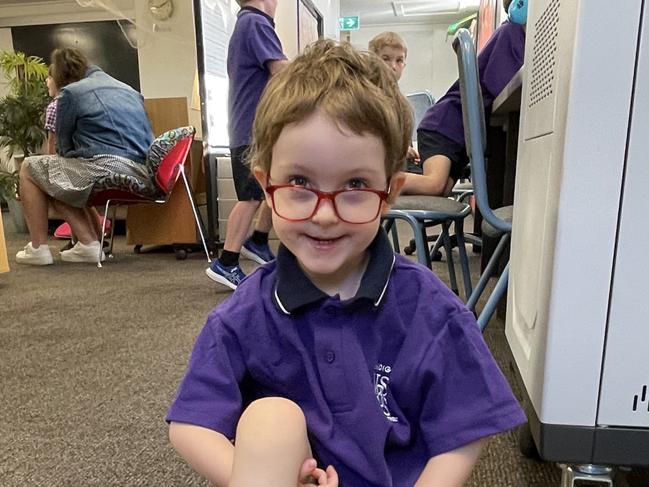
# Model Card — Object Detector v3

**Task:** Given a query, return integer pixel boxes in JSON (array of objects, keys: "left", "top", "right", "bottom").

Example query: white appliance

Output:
[{"left": 506, "top": 0, "right": 649, "bottom": 467}]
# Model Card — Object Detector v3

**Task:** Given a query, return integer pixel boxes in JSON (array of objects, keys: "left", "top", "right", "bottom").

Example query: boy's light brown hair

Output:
[
  {"left": 249, "top": 39, "right": 412, "bottom": 177},
  {"left": 368, "top": 32, "right": 408, "bottom": 57}
]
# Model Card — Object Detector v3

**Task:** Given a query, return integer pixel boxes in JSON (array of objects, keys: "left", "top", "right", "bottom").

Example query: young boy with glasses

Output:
[{"left": 167, "top": 40, "right": 525, "bottom": 487}]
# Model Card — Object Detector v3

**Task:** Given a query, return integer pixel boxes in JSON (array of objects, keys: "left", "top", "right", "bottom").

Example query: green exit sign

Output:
[{"left": 339, "top": 16, "right": 360, "bottom": 31}]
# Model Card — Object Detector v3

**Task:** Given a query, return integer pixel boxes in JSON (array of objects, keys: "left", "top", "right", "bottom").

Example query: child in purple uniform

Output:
[
  {"left": 402, "top": 0, "right": 526, "bottom": 196},
  {"left": 168, "top": 40, "right": 525, "bottom": 487},
  {"left": 205, "top": 0, "right": 289, "bottom": 290}
]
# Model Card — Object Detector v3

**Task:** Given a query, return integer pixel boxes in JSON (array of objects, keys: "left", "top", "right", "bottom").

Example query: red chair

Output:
[{"left": 87, "top": 126, "right": 211, "bottom": 267}]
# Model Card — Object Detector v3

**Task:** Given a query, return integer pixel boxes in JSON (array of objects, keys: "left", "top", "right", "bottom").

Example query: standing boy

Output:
[
  {"left": 168, "top": 40, "right": 525, "bottom": 486},
  {"left": 206, "top": 0, "right": 288, "bottom": 290}
]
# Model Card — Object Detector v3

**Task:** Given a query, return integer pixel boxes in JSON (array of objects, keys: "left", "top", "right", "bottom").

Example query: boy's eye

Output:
[
  {"left": 346, "top": 178, "right": 368, "bottom": 190},
  {"left": 287, "top": 175, "right": 309, "bottom": 187}
]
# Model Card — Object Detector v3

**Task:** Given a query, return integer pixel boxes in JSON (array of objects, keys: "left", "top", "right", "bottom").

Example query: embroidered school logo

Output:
[{"left": 374, "top": 363, "right": 398, "bottom": 423}]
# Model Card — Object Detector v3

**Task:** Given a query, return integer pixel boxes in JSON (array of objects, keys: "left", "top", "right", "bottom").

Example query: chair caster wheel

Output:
[
  {"left": 134, "top": 245, "right": 142, "bottom": 254},
  {"left": 431, "top": 250, "right": 443, "bottom": 261},
  {"left": 403, "top": 245, "right": 415, "bottom": 255},
  {"left": 175, "top": 248, "right": 188, "bottom": 260}
]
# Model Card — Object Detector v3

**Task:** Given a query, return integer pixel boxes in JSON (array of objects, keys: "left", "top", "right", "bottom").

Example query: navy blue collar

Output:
[
  {"left": 273, "top": 229, "right": 395, "bottom": 314},
  {"left": 239, "top": 6, "right": 275, "bottom": 26}
]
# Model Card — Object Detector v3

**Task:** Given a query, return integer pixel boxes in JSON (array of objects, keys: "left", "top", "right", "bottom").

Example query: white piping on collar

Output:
[
  {"left": 274, "top": 284, "right": 291, "bottom": 315},
  {"left": 374, "top": 253, "right": 395, "bottom": 307}
]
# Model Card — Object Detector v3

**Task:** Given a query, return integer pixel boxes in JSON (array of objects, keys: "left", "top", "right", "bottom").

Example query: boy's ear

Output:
[
  {"left": 383, "top": 171, "right": 406, "bottom": 209},
  {"left": 252, "top": 167, "right": 271, "bottom": 207}
]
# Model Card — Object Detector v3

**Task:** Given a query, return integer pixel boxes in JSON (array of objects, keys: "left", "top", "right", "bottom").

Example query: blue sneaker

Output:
[
  {"left": 240, "top": 238, "right": 275, "bottom": 264},
  {"left": 205, "top": 260, "right": 246, "bottom": 290}
]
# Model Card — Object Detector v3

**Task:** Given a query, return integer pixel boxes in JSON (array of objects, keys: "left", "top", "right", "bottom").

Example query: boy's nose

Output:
[{"left": 311, "top": 198, "right": 339, "bottom": 224}]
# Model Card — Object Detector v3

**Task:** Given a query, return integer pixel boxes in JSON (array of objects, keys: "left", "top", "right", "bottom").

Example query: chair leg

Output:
[
  {"left": 454, "top": 218, "right": 473, "bottom": 300},
  {"left": 382, "top": 218, "right": 400, "bottom": 253},
  {"left": 477, "top": 262, "right": 509, "bottom": 331},
  {"left": 440, "top": 222, "right": 459, "bottom": 295},
  {"left": 180, "top": 167, "right": 211, "bottom": 262},
  {"left": 466, "top": 233, "right": 510, "bottom": 311},
  {"left": 387, "top": 212, "right": 430, "bottom": 267},
  {"left": 98, "top": 200, "right": 110, "bottom": 268}
]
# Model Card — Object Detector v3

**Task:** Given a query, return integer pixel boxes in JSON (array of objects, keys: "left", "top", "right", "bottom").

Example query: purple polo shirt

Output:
[
  {"left": 419, "top": 20, "right": 525, "bottom": 144},
  {"left": 228, "top": 6, "right": 286, "bottom": 149},
  {"left": 167, "top": 230, "right": 526, "bottom": 486}
]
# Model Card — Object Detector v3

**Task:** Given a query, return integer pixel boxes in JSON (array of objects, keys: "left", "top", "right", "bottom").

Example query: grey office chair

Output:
[
  {"left": 453, "top": 28, "right": 513, "bottom": 330},
  {"left": 406, "top": 91, "right": 435, "bottom": 144},
  {"left": 384, "top": 197, "right": 472, "bottom": 298}
]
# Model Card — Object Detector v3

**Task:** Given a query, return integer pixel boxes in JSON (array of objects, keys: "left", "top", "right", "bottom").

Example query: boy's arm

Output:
[
  {"left": 46, "top": 132, "right": 56, "bottom": 155},
  {"left": 268, "top": 59, "right": 289, "bottom": 76},
  {"left": 413, "top": 439, "right": 485, "bottom": 487},
  {"left": 169, "top": 421, "right": 235, "bottom": 487}
]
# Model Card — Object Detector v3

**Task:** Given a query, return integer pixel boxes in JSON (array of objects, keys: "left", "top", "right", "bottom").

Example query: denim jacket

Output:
[{"left": 56, "top": 66, "right": 153, "bottom": 163}]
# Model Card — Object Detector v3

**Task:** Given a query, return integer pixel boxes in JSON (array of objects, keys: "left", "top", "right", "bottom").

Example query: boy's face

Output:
[
  {"left": 254, "top": 109, "right": 404, "bottom": 293},
  {"left": 377, "top": 45, "right": 407, "bottom": 81}
]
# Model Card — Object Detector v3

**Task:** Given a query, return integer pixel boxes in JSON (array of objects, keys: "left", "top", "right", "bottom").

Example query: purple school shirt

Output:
[
  {"left": 167, "top": 230, "right": 526, "bottom": 486},
  {"left": 228, "top": 6, "right": 286, "bottom": 149},
  {"left": 419, "top": 20, "right": 525, "bottom": 144}
]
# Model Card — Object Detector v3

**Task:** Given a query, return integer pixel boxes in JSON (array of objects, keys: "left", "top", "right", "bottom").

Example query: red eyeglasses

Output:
[{"left": 265, "top": 184, "right": 390, "bottom": 224}]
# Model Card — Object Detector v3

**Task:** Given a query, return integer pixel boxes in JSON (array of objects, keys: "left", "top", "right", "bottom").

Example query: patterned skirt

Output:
[{"left": 23, "top": 154, "right": 151, "bottom": 208}]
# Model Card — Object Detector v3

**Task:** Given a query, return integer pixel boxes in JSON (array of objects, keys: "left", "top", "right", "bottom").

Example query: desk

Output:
[
  {"left": 476, "top": 68, "right": 523, "bottom": 270},
  {"left": 490, "top": 67, "right": 523, "bottom": 208}
]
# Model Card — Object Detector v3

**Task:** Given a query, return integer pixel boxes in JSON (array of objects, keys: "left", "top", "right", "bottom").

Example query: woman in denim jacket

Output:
[{"left": 16, "top": 47, "right": 154, "bottom": 265}]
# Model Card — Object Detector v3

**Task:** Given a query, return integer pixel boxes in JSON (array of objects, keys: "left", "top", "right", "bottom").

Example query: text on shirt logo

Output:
[{"left": 374, "top": 363, "right": 398, "bottom": 423}]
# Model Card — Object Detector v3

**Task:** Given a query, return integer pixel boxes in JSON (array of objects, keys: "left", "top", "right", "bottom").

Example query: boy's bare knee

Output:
[{"left": 237, "top": 397, "right": 307, "bottom": 446}]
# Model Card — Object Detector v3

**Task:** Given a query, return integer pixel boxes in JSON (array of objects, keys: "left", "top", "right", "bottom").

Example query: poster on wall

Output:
[
  {"left": 297, "top": 0, "right": 323, "bottom": 53},
  {"left": 194, "top": 0, "right": 238, "bottom": 151}
]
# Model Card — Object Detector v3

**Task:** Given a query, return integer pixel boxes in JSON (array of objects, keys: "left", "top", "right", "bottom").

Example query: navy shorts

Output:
[
  {"left": 230, "top": 145, "right": 264, "bottom": 201},
  {"left": 416, "top": 129, "right": 469, "bottom": 182}
]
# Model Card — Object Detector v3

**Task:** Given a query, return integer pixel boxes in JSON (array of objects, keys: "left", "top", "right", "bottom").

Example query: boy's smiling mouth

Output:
[{"left": 304, "top": 234, "right": 344, "bottom": 247}]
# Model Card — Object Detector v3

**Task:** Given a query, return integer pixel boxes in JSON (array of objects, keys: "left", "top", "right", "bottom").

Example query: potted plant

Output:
[{"left": 0, "top": 51, "right": 49, "bottom": 232}]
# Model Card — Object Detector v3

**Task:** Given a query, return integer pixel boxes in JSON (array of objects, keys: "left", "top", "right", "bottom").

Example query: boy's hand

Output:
[
  {"left": 298, "top": 459, "right": 339, "bottom": 487},
  {"left": 407, "top": 146, "right": 420, "bottom": 163}
]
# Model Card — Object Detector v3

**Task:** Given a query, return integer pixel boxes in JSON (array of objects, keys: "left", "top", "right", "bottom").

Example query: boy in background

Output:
[
  {"left": 168, "top": 40, "right": 525, "bottom": 486},
  {"left": 369, "top": 31, "right": 408, "bottom": 82},
  {"left": 369, "top": 31, "right": 420, "bottom": 165},
  {"left": 403, "top": 0, "right": 526, "bottom": 196},
  {"left": 206, "top": 0, "right": 288, "bottom": 290}
]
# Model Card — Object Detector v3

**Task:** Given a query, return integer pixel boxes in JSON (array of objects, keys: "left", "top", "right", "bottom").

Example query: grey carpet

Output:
[{"left": 1, "top": 221, "right": 647, "bottom": 486}]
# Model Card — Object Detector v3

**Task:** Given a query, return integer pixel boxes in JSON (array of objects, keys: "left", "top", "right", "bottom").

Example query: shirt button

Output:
[{"left": 325, "top": 351, "right": 336, "bottom": 363}]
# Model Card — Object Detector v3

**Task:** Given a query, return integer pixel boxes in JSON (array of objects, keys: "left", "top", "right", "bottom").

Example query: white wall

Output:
[
  {"left": 276, "top": 0, "right": 340, "bottom": 59},
  {"left": 134, "top": 1, "right": 199, "bottom": 133},
  {"left": 349, "top": 22, "right": 459, "bottom": 100}
]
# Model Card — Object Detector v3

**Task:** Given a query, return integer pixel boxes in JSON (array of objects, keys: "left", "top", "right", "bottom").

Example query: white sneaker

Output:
[
  {"left": 60, "top": 241, "right": 105, "bottom": 263},
  {"left": 16, "top": 242, "right": 54, "bottom": 265}
]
